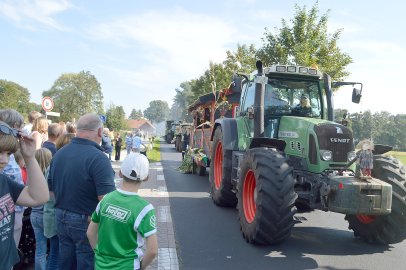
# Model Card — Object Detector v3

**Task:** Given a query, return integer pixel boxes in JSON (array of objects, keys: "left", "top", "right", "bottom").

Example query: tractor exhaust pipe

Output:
[{"left": 254, "top": 60, "right": 265, "bottom": 138}]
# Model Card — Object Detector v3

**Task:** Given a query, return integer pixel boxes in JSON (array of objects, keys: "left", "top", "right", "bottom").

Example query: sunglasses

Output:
[{"left": 0, "top": 124, "right": 21, "bottom": 138}]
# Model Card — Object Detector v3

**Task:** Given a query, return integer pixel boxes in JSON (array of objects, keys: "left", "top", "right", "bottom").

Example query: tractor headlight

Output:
[
  {"left": 347, "top": 151, "right": 357, "bottom": 162},
  {"left": 320, "top": 150, "right": 333, "bottom": 161}
]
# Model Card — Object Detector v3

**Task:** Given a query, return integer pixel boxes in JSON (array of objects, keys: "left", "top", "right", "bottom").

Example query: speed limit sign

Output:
[{"left": 42, "top": 97, "right": 54, "bottom": 112}]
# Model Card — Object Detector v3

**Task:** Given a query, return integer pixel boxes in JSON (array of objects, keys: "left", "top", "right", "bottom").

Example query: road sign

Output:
[
  {"left": 99, "top": 115, "right": 106, "bottom": 123},
  {"left": 46, "top": 111, "right": 60, "bottom": 117},
  {"left": 42, "top": 97, "right": 54, "bottom": 112}
]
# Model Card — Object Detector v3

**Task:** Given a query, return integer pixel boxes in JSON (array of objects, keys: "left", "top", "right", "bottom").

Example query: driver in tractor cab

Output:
[{"left": 292, "top": 94, "right": 312, "bottom": 117}]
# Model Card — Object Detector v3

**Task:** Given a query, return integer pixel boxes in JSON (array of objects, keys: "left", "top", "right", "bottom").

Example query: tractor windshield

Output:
[{"left": 264, "top": 79, "right": 322, "bottom": 119}]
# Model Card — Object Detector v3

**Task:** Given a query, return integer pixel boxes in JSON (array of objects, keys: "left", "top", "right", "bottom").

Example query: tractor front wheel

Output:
[
  {"left": 345, "top": 155, "right": 406, "bottom": 244},
  {"left": 237, "top": 148, "right": 297, "bottom": 245}
]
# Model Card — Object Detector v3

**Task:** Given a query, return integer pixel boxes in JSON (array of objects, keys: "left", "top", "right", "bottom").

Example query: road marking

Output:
[
  {"left": 157, "top": 174, "right": 165, "bottom": 181},
  {"left": 158, "top": 206, "right": 172, "bottom": 222},
  {"left": 158, "top": 248, "right": 179, "bottom": 270},
  {"left": 137, "top": 189, "right": 209, "bottom": 198},
  {"left": 158, "top": 186, "right": 168, "bottom": 196}
]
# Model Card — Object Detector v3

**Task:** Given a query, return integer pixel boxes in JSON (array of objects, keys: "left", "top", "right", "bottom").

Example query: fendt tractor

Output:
[{"left": 209, "top": 61, "right": 406, "bottom": 245}]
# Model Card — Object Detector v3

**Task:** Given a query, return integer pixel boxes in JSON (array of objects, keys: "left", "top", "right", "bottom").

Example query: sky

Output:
[{"left": 1, "top": 0, "right": 405, "bottom": 117}]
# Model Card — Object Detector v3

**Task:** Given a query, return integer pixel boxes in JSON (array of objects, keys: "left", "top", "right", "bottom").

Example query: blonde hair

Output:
[
  {"left": 35, "top": 148, "right": 52, "bottom": 174},
  {"left": 0, "top": 121, "right": 19, "bottom": 153},
  {"left": 32, "top": 117, "right": 49, "bottom": 134},
  {"left": 56, "top": 133, "right": 75, "bottom": 150},
  {"left": 28, "top": 111, "right": 42, "bottom": 123}
]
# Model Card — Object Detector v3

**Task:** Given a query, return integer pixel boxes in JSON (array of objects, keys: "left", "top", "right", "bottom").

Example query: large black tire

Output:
[
  {"left": 237, "top": 148, "right": 297, "bottom": 245},
  {"left": 209, "top": 126, "right": 237, "bottom": 207},
  {"left": 345, "top": 155, "right": 406, "bottom": 244}
]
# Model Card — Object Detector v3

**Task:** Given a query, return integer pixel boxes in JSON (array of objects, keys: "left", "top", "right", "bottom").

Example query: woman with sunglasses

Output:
[{"left": 0, "top": 120, "right": 50, "bottom": 269}]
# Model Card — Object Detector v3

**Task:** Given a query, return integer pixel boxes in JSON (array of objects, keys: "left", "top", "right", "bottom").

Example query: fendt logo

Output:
[
  {"left": 330, "top": 138, "right": 351, "bottom": 143},
  {"left": 335, "top": 126, "right": 343, "bottom": 134}
]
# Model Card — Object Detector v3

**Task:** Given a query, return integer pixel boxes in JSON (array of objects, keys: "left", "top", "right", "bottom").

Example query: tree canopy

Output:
[
  {"left": 42, "top": 71, "right": 104, "bottom": 122},
  {"left": 106, "top": 103, "right": 127, "bottom": 131},
  {"left": 129, "top": 109, "right": 144, "bottom": 120},
  {"left": 143, "top": 100, "right": 170, "bottom": 123},
  {"left": 257, "top": 1, "right": 352, "bottom": 82},
  {"left": 0, "top": 80, "right": 30, "bottom": 114}
]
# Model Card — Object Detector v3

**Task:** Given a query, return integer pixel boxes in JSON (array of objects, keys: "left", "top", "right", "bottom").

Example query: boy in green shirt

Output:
[{"left": 87, "top": 153, "right": 158, "bottom": 270}]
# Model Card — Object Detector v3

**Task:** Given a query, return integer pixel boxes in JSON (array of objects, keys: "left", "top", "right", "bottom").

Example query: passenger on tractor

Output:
[{"left": 292, "top": 94, "right": 313, "bottom": 117}]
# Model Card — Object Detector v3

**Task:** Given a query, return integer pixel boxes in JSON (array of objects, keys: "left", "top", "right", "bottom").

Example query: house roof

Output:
[{"left": 127, "top": 119, "right": 155, "bottom": 130}]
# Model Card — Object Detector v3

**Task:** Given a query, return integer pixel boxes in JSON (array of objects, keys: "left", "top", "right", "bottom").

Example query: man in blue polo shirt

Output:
[{"left": 48, "top": 113, "right": 115, "bottom": 270}]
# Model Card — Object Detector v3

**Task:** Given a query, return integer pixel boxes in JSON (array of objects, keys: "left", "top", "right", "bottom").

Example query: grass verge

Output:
[
  {"left": 387, "top": 151, "right": 406, "bottom": 165},
  {"left": 147, "top": 138, "right": 161, "bottom": 163}
]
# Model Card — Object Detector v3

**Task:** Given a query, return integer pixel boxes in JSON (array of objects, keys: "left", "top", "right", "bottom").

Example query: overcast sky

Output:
[{"left": 1, "top": 0, "right": 405, "bottom": 116}]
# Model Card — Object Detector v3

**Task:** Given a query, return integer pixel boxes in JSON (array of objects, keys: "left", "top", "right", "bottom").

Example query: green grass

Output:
[
  {"left": 147, "top": 139, "right": 161, "bottom": 163},
  {"left": 386, "top": 151, "right": 406, "bottom": 165}
]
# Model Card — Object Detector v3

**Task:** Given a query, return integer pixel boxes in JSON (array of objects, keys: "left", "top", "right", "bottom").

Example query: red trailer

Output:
[{"left": 188, "top": 88, "right": 240, "bottom": 175}]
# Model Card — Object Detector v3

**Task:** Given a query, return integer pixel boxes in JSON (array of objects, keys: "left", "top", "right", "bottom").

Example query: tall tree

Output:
[
  {"left": 223, "top": 44, "right": 258, "bottom": 76},
  {"left": 170, "top": 82, "right": 194, "bottom": 122},
  {"left": 257, "top": 1, "right": 352, "bottom": 82},
  {"left": 144, "top": 100, "right": 170, "bottom": 123},
  {"left": 106, "top": 103, "right": 127, "bottom": 131},
  {"left": 129, "top": 109, "right": 143, "bottom": 120},
  {"left": 0, "top": 80, "right": 31, "bottom": 114},
  {"left": 42, "top": 71, "right": 104, "bottom": 122}
]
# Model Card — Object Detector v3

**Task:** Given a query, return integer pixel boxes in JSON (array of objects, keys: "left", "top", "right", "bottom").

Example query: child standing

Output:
[
  {"left": 0, "top": 120, "right": 49, "bottom": 269},
  {"left": 87, "top": 153, "right": 158, "bottom": 270}
]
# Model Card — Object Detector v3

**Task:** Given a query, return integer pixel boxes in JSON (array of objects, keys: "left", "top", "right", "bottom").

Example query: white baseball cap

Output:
[{"left": 120, "top": 153, "right": 149, "bottom": 181}]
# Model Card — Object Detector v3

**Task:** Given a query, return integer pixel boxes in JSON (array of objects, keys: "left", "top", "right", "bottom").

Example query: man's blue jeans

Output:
[
  {"left": 56, "top": 209, "right": 94, "bottom": 270},
  {"left": 30, "top": 211, "right": 59, "bottom": 270}
]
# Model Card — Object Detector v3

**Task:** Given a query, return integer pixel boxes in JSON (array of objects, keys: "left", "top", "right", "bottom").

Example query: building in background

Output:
[{"left": 127, "top": 119, "right": 156, "bottom": 138}]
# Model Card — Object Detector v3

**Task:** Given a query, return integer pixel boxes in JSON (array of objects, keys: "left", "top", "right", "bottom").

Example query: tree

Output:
[
  {"left": 143, "top": 100, "right": 170, "bottom": 123},
  {"left": 106, "top": 104, "right": 127, "bottom": 131},
  {"left": 129, "top": 109, "right": 143, "bottom": 120},
  {"left": 223, "top": 44, "right": 258, "bottom": 76},
  {"left": 170, "top": 82, "right": 194, "bottom": 122},
  {"left": 42, "top": 71, "right": 104, "bottom": 122},
  {"left": 0, "top": 80, "right": 31, "bottom": 114},
  {"left": 257, "top": 1, "right": 352, "bottom": 82}
]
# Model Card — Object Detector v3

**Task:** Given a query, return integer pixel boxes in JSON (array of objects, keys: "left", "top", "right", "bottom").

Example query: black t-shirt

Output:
[
  {"left": 115, "top": 137, "right": 122, "bottom": 148},
  {"left": 0, "top": 174, "right": 25, "bottom": 269}
]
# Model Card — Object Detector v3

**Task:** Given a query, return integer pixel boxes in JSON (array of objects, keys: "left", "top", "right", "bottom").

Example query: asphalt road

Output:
[{"left": 160, "top": 142, "right": 406, "bottom": 270}]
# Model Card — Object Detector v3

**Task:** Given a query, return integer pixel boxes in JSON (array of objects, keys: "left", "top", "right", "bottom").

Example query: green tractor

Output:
[{"left": 209, "top": 61, "right": 406, "bottom": 245}]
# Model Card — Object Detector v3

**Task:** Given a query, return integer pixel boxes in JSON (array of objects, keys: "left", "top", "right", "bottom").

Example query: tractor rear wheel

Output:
[
  {"left": 345, "top": 155, "right": 406, "bottom": 244},
  {"left": 237, "top": 148, "right": 297, "bottom": 245},
  {"left": 209, "top": 126, "right": 237, "bottom": 207}
]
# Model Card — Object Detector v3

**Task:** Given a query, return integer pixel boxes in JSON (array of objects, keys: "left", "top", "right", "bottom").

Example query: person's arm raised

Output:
[{"left": 16, "top": 133, "right": 49, "bottom": 206}]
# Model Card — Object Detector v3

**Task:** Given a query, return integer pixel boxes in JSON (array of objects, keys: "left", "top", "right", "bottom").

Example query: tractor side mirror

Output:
[
  {"left": 231, "top": 76, "right": 243, "bottom": 93},
  {"left": 352, "top": 88, "right": 362, "bottom": 103},
  {"left": 231, "top": 74, "right": 248, "bottom": 93}
]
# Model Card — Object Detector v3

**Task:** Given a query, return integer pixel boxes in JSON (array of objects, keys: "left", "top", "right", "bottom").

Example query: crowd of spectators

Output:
[{"left": 0, "top": 109, "right": 157, "bottom": 270}]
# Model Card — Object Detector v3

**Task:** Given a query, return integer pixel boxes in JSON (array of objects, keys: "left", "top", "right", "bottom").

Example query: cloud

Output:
[
  {"left": 87, "top": 8, "right": 235, "bottom": 73},
  {"left": 0, "top": 0, "right": 73, "bottom": 30}
]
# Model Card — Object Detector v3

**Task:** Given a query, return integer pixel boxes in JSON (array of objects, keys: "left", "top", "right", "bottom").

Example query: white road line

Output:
[
  {"left": 158, "top": 185, "right": 167, "bottom": 196},
  {"left": 158, "top": 248, "right": 179, "bottom": 270},
  {"left": 157, "top": 174, "right": 165, "bottom": 181}
]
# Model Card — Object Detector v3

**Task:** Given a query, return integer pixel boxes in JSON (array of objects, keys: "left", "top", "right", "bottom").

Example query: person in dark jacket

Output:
[
  {"left": 114, "top": 133, "right": 123, "bottom": 161},
  {"left": 101, "top": 128, "right": 113, "bottom": 160}
]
